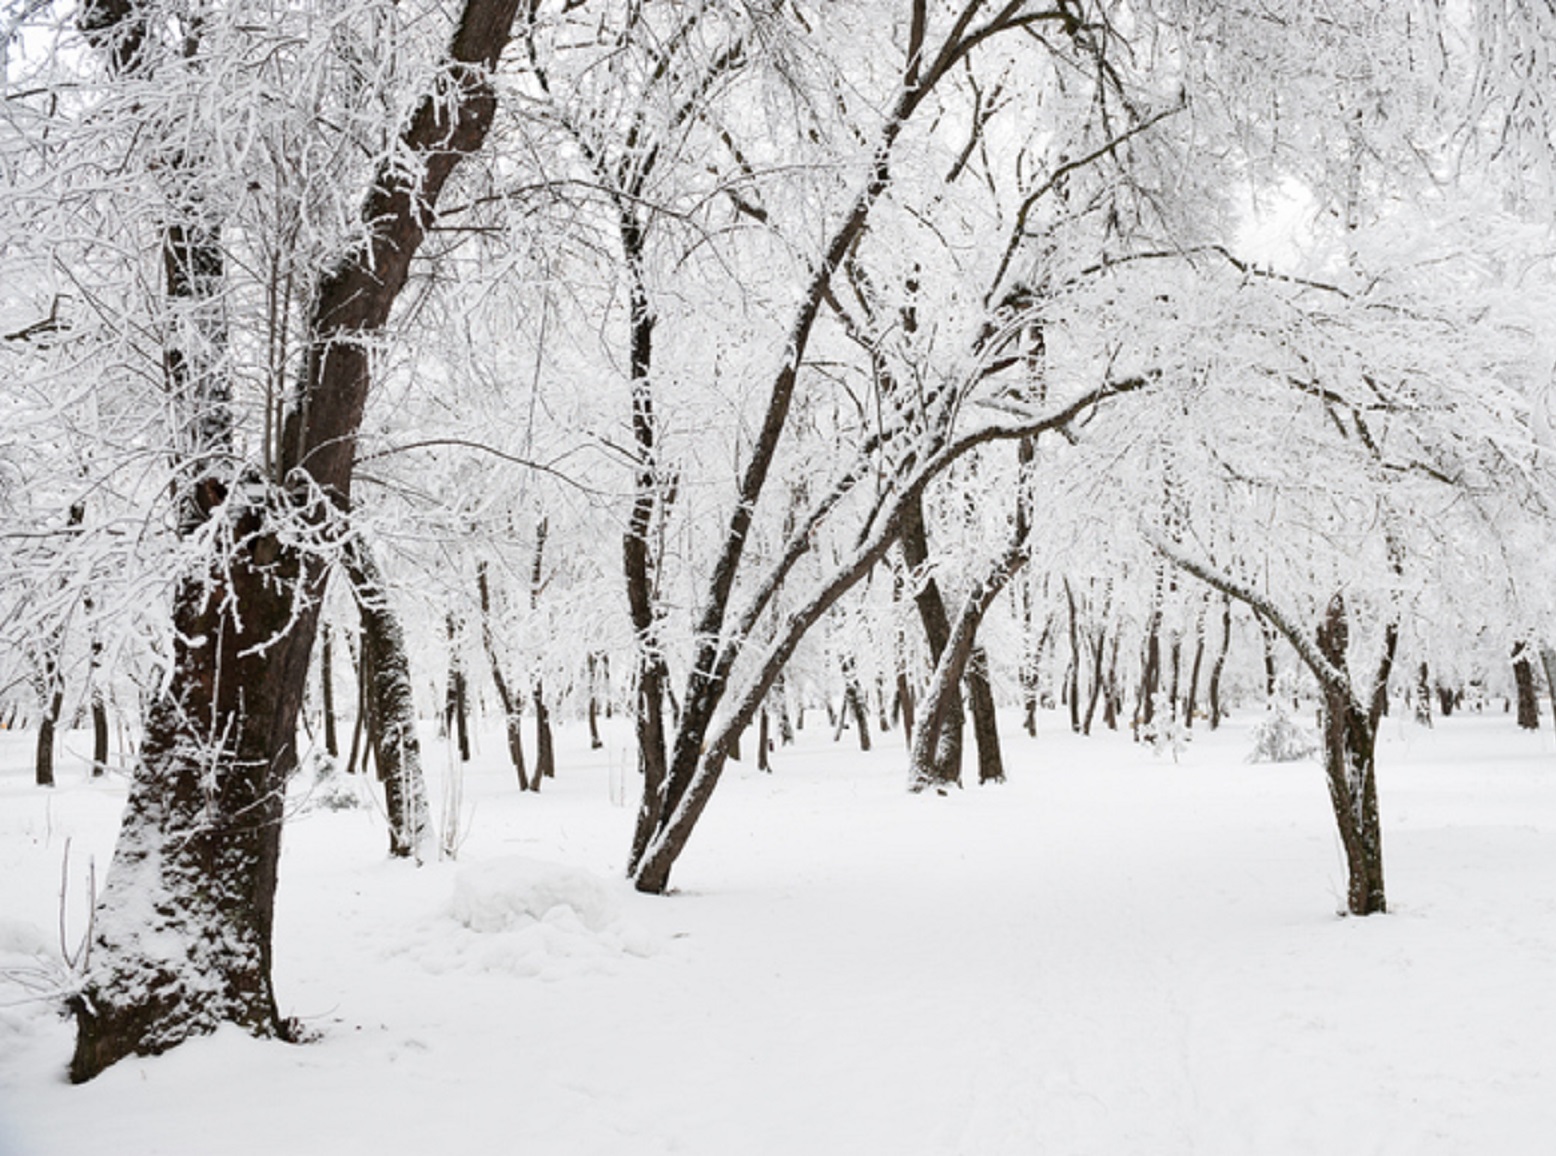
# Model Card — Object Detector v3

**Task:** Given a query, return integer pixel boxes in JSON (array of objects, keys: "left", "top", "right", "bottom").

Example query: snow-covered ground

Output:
[{"left": 2, "top": 707, "right": 1555, "bottom": 1154}]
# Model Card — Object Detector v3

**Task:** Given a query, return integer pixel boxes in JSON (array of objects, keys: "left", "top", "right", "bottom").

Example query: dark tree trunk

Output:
[
  {"left": 532, "top": 681, "right": 555, "bottom": 784},
  {"left": 1316, "top": 595, "right": 1387, "bottom": 916},
  {"left": 1064, "top": 578, "right": 1082, "bottom": 733},
  {"left": 1207, "top": 594, "right": 1232, "bottom": 730},
  {"left": 587, "top": 653, "right": 604, "bottom": 750},
  {"left": 92, "top": 692, "right": 110, "bottom": 777},
  {"left": 70, "top": 0, "right": 520, "bottom": 1082},
  {"left": 1082, "top": 628, "right": 1105, "bottom": 735},
  {"left": 1103, "top": 631, "right": 1121, "bottom": 731},
  {"left": 34, "top": 666, "right": 64, "bottom": 788},
  {"left": 87, "top": 589, "right": 111, "bottom": 777},
  {"left": 1414, "top": 662, "right": 1432, "bottom": 726},
  {"left": 1134, "top": 610, "right": 1161, "bottom": 739},
  {"left": 966, "top": 645, "right": 1006, "bottom": 784},
  {"left": 34, "top": 502, "right": 83, "bottom": 787},
  {"left": 444, "top": 615, "right": 471, "bottom": 762},
  {"left": 900, "top": 492, "right": 962, "bottom": 785},
  {"left": 348, "top": 540, "right": 431, "bottom": 858},
  {"left": 840, "top": 655, "right": 872, "bottom": 752},
  {"left": 530, "top": 519, "right": 554, "bottom": 784},
  {"left": 775, "top": 670, "right": 795, "bottom": 745},
  {"left": 345, "top": 635, "right": 367, "bottom": 776},
  {"left": 1512, "top": 642, "right": 1540, "bottom": 730},
  {"left": 1183, "top": 605, "right": 1205, "bottom": 729},
  {"left": 622, "top": 238, "right": 670, "bottom": 874},
  {"left": 476, "top": 562, "right": 528, "bottom": 790},
  {"left": 757, "top": 707, "right": 771, "bottom": 772},
  {"left": 1259, "top": 614, "right": 1279, "bottom": 700},
  {"left": 910, "top": 544, "right": 1025, "bottom": 790},
  {"left": 1157, "top": 538, "right": 1389, "bottom": 917},
  {"left": 320, "top": 625, "right": 340, "bottom": 760}
]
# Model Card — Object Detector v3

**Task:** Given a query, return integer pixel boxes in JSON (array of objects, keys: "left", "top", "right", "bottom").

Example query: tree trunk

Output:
[
  {"left": 1082, "top": 628, "right": 1105, "bottom": 735},
  {"left": 92, "top": 692, "right": 111, "bottom": 777},
  {"left": 1207, "top": 594, "right": 1232, "bottom": 730},
  {"left": 70, "top": 0, "right": 520, "bottom": 1081},
  {"left": 345, "top": 635, "right": 367, "bottom": 776},
  {"left": 1064, "top": 578, "right": 1082, "bottom": 733},
  {"left": 1134, "top": 611, "right": 1161, "bottom": 739},
  {"left": 910, "top": 544, "right": 1026, "bottom": 791},
  {"left": 476, "top": 562, "right": 528, "bottom": 790},
  {"left": 532, "top": 680, "right": 555, "bottom": 784},
  {"left": 348, "top": 540, "right": 431, "bottom": 858},
  {"left": 1316, "top": 595, "right": 1387, "bottom": 916},
  {"left": 444, "top": 615, "right": 471, "bottom": 762},
  {"left": 68, "top": 541, "right": 309, "bottom": 1083},
  {"left": 1259, "top": 614, "right": 1279, "bottom": 700},
  {"left": 966, "top": 645, "right": 1006, "bottom": 784},
  {"left": 320, "top": 625, "right": 339, "bottom": 760},
  {"left": 587, "top": 652, "right": 604, "bottom": 750},
  {"left": 1103, "top": 631, "right": 1122, "bottom": 731},
  {"left": 1183, "top": 606, "right": 1205, "bottom": 729},
  {"left": 34, "top": 664, "right": 64, "bottom": 788},
  {"left": 1413, "top": 661, "right": 1432, "bottom": 726},
  {"left": 900, "top": 492, "right": 962, "bottom": 785},
  {"left": 1512, "top": 642, "right": 1541, "bottom": 730},
  {"left": 840, "top": 654, "right": 872, "bottom": 752}
]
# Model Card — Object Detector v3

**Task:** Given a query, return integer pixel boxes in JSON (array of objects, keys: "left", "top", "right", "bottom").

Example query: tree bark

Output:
[
  {"left": 840, "top": 654, "right": 872, "bottom": 752},
  {"left": 910, "top": 544, "right": 1026, "bottom": 791},
  {"left": 33, "top": 659, "right": 64, "bottom": 788},
  {"left": 1207, "top": 594, "right": 1232, "bottom": 730},
  {"left": 444, "top": 615, "right": 471, "bottom": 763},
  {"left": 1513, "top": 642, "right": 1541, "bottom": 730},
  {"left": 320, "top": 625, "right": 339, "bottom": 760},
  {"left": 1153, "top": 538, "right": 1388, "bottom": 916},
  {"left": 1064, "top": 578, "right": 1082, "bottom": 733},
  {"left": 476, "top": 562, "right": 529, "bottom": 790},
  {"left": 1316, "top": 595, "right": 1387, "bottom": 916},
  {"left": 70, "top": 0, "right": 521, "bottom": 1081},
  {"left": 899, "top": 492, "right": 963, "bottom": 785},
  {"left": 587, "top": 653, "right": 605, "bottom": 750},
  {"left": 347, "top": 540, "right": 431, "bottom": 858}
]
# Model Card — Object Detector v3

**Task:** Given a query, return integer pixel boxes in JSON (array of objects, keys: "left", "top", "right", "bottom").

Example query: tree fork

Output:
[{"left": 69, "top": 0, "right": 523, "bottom": 1080}]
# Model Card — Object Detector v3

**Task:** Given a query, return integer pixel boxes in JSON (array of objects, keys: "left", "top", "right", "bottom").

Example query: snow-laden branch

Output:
[{"left": 1143, "top": 527, "right": 1357, "bottom": 708}]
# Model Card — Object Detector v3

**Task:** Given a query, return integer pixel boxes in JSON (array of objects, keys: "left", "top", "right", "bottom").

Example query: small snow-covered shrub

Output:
[
  {"left": 1141, "top": 693, "right": 1190, "bottom": 761},
  {"left": 1247, "top": 702, "right": 1319, "bottom": 763},
  {"left": 304, "top": 756, "right": 364, "bottom": 811}
]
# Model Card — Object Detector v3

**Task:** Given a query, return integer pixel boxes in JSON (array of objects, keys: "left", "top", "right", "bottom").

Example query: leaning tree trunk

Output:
[
  {"left": 69, "top": 0, "right": 521, "bottom": 1082},
  {"left": 910, "top": 544, "right": 1027, "bottom": 791}
]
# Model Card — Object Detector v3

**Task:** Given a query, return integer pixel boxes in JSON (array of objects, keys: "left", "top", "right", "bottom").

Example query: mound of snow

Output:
[
  {"left": 399, "top": 857, "right": 656, "bottom": 980},
  {"left": 452, "top": 857, "right": 619, "bottom": 933}
]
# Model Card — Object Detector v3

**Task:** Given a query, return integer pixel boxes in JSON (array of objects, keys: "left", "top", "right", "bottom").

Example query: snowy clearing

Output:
[{"left": 3, "top": 710, "right": 1555, "bottom": 1155}]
